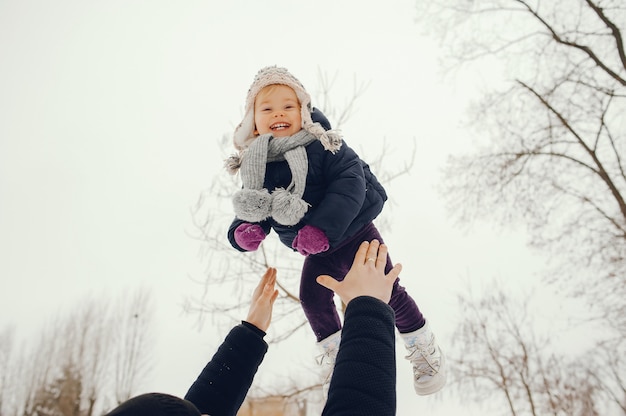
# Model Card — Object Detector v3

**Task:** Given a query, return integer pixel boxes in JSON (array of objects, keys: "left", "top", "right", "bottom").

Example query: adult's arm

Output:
[
  {"left": 322, "top": 296, "right": 397, "bottom": 416},
  {"left": 184, "top": 322, "right": 268, "bottom": 416},
  {"left": 185, "top": 268, "right": 277, "bottom": 416}
]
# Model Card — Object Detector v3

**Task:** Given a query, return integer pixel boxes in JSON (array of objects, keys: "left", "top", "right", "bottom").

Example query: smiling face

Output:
[{"left": 253, "top": 84, "right": 303, "bottom": 138}]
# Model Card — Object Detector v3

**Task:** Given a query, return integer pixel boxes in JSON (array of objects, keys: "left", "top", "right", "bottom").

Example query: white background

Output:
[{"left": 1, "top": 1, "right": 576, "bottom": 414}]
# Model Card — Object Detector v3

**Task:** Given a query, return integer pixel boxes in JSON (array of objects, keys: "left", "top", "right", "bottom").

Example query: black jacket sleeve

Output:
[
  {"left": 184, "top": 323, "right": 268, "bottom": 416},
  {"left": 322, "top": 296, "right": 397, "bottom": 416}
]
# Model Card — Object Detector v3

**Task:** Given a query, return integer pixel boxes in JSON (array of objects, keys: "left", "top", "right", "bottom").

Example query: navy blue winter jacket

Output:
[{"left": 228, "top": 110, "right": 387, "bottom": 251}]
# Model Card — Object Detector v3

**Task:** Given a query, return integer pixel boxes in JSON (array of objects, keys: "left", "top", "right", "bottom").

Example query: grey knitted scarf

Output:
[{"left": 231, "top": 130, "right": 317, "bottom": 226}]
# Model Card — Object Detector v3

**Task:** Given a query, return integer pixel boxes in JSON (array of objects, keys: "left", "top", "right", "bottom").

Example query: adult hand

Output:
[
  {"left": 316, "top": 240, "right": 401, "bottom": 305},
  {"left": 245, "top": 267, "right": 279, "bottom": 332}
]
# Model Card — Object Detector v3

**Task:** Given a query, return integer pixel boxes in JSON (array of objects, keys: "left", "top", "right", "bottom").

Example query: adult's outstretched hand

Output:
[{"left": 316, "top": 239, "right": 401, "bottom": 306}]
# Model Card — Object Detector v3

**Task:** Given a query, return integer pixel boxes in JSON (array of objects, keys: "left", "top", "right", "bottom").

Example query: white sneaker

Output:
[
  {"left": 316, "top": 330, "right": 341, "bottom": 398},
  {"left": 401, "top": 321, "right": 446, "bottom": 395}
]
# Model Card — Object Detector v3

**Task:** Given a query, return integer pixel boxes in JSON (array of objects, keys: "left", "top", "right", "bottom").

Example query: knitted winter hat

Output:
[
  {"left": 232, "top": 66, "right": 342, "bottom": 152},
  {"left": 105, "top": 393, "right": 201, "bottom": 416}
]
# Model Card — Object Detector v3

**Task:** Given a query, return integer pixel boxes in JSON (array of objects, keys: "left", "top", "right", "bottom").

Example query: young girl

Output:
[{"left": 225, "top": 66, "right": 446, "bottom": 396}]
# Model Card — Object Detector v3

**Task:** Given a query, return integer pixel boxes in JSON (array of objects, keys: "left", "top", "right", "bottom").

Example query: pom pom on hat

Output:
[{"left": 232, "top": 66, "right": 342, "bottom": 153}]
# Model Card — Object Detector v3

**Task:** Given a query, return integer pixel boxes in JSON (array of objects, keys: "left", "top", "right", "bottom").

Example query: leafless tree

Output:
[
  {"left": 417, "top": 0, "right": 626, "bottom": 330},
  {"left": 2, "top": 289, "right": 154, "bottom": 416},
  {"left": 31, "top": 363, "right": 82, "bottom": 416},
  {"left": 413, "top": 2, "right": 626, "bottom": 413},
  {"left": 0, "top": 326, "right": 15, "bottom": 416},
  {"left": 452, "top": 282, "right": 624, "bottom": 415},
  {"left": 186, "top": 71, "right": 416, "bottom": 406},
  {"left": 18, "top": 319, "right": 64, "bottom": 416},
  {"left": 111, "top": 288, "right": 154, "bottom": 405}
]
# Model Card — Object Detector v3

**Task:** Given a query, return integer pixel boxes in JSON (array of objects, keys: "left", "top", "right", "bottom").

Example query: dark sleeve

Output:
[
  {"left": 308, "top": 142, "right": 367, "bottom": 244},
  {"left": 322, "top": 296, "right": 396, "bottom": 416},
  {"left": 184, "top": 323, "right": 268, "bottom": 416},
  {"left": 227, "top": 218, "right": 272, "bottom": 252}
]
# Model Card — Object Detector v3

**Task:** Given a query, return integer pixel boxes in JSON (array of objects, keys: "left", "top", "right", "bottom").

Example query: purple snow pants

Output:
[{"left": 299, "top": 222, "right": 426, "bottom": 341}]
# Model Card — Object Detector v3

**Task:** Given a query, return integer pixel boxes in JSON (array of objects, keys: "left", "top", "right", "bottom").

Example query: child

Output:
[{"left": 225, "top": 66, "right": 446, "bottom": 396}]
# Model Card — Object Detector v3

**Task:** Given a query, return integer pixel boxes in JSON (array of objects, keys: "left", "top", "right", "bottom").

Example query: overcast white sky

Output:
[{"left": 0, "top": 1, "right": 577, "bottom": 415}]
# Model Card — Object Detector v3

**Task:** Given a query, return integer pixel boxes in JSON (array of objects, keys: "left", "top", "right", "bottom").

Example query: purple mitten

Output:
[
  {"left": 234, "top": 223, "right": 266, "bottom": 251},
  {"left": 292, "top": 225, "right": 330, "bottom": 256}
]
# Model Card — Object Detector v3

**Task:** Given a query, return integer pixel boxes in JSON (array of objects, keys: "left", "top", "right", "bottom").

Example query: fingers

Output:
[
  {"left": 316, "top": 274, "right": 338, "bottom": 291},
  {"left": 352, "top": 241, "right": 370, "bottom": 266},
  {"left": 263, "top": 279, "right": 278, "bottom": 299},
  {"left": 269, "top": 288, "right": 279, "bottom": 305},
  {"left": 364, "top": 240, "right": 386, "bottom": 269},
  {"left": 368, "top": 240, "right": 383, "bottom": 266},
  {"left": 261, "top": 267, "right": 277, "bottom": 297},
  {"left": 376, "top": 241, "right": 386, "bottom": 259},
  {"left": 366, "top": 239, "right": 380, "bottom": 256},
  {"left": 387, "top": 263, "right": 402, "bottom": 281},
  {"left": 262, "top": 267, "right": 277, "bottom": 285},
  {"left": 254, "top": 267, "right": 277, "bottom": 303},
  {"left": 246, "top": 267, "right": 279, "bottom": 332}
]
